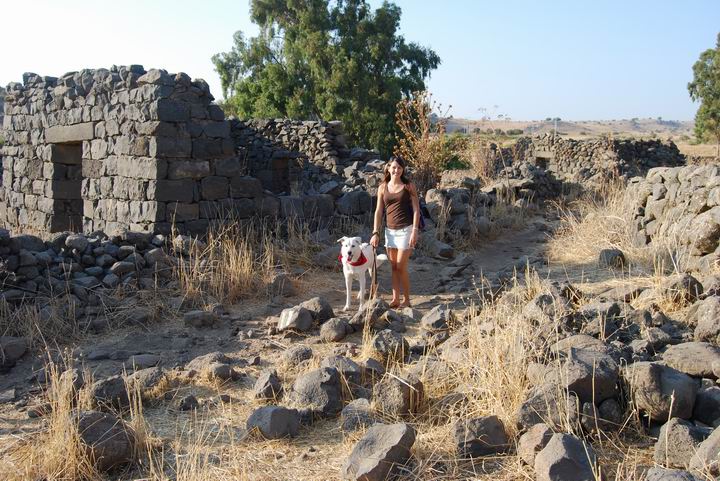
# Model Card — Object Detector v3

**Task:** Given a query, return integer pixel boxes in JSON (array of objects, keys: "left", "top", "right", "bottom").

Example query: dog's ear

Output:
[{"left": 336, "top": 237, "right": 347, "bottom": 244}]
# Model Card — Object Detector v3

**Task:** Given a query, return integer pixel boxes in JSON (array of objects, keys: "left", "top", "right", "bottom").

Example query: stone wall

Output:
[
  {"left": 0, "top": 67, "right": 302, "bottom": 236},
  {"left": 519, "top": 133, "right": 685, "bottom": 183},
  {"left": 230, "top": 118, "right": 377, "bottom": 195},
  {"left": 626, "top": 164, "right": 720, "bottom": 271},
  {"left": 0, "top": 66, "right": 381, "bottom": 238},
  {"left": 0, "top": 86, "right": 5, "bottom": 132}
]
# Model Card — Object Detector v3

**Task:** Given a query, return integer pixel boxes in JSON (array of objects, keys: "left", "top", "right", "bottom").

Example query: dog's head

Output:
[{"left": 337, "top": 236, "right": 363, "bottom": 263}]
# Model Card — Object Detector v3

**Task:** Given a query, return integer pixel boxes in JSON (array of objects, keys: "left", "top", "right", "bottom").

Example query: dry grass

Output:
[
  {"left": 547, "top": 177, "right": 689, "bottom": 276},
  {"left": 174, "top": 222, "right": 274, "bottom": 306},
  {"left": 0, "top": 298, "right": 80, "bottom": 349},
  {"left": 0, "top": 354, "right": 101, "bottom": 481},
  {"left": 174, "top": 216, "right": 327, "bottom": 307}
]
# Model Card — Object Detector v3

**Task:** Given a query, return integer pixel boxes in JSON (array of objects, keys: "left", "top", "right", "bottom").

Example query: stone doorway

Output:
[{"left": 48, "top": 142, "right": 84, "bottom": 232}]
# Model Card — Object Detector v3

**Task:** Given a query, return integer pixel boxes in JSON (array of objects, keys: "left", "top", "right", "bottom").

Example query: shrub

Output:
[{"left": 394, "top": 91, "right": 453, "bottom": 192}]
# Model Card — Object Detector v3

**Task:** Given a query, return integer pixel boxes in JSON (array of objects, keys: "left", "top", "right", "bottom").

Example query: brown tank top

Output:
[{"left": 383, "top": 183, "right": 413, "bottom": 229}]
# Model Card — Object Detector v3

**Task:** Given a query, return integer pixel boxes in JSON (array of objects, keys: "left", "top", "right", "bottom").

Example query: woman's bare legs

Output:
[
  {"left": 387, "top": 247, "right": 401, "bottom": 307},
  {"left": 396, "top": 248, "right": 413, "bottom": 306}
]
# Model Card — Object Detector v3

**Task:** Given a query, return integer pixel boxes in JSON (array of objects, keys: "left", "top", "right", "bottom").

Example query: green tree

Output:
[
  {"left": 212, "top": 0, "right": 440, "bottom": 156},
  {"left": 688, "top": 33, "right": 720, "bottom": 157}
]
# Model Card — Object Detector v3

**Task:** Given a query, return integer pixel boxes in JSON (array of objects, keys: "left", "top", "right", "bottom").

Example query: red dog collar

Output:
[{"left": 338, "top": 252, "right": 368, "bottom": 266}]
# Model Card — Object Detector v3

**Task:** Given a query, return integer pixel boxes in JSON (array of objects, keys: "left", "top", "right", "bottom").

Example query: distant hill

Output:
[{"left": 445, "top": 117, "right": 694, "bottom": 140}]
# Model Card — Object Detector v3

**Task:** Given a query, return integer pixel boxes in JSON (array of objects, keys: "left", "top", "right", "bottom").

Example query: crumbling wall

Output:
[
  {"left": 0, "top": 86, "right": 5, "bottom": 132},
  {"left": 626, "top": 164, "right": 720, "bottom": 271},
  {"left": 0, "top": 67, "right": 281, "bottom": 236},
  {"left": 229, "top": 118, "right": 378, "bottom": 194},
  {"left": 521, "top": 133, "right": 685, "bottom": 183}
]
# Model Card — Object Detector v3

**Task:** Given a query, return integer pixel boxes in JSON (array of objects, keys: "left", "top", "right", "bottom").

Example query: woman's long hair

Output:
[{"left": 382, "top": 156, "right": 411, "bottom": 185}]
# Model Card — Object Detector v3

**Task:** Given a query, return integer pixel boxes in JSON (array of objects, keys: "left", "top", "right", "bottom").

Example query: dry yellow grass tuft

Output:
[{"left": 0, "top": 355, "right": 101, "bottom": 481}]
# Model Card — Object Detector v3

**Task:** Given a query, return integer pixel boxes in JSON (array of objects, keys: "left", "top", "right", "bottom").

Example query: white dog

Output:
[{"left": 337, "top": 236, "right": 387, "bottom": 312}]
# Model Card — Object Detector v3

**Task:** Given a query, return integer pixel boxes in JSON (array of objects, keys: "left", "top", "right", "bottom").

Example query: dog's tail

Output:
[{"left": 375, "top": 253, "right": 388, "bottom": 266}]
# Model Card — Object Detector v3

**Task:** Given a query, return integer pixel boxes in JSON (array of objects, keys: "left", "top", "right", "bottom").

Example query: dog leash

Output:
[{"left": 370, "top": 247, "right": 377, "bottom": 299}]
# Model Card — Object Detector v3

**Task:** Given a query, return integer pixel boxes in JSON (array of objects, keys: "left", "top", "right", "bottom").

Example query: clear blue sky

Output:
[{"left": 1, "top": 0, "right": 718, "bottom": 121}]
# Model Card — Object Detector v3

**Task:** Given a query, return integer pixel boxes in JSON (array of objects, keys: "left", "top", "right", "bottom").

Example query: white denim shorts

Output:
[{"left": 385, "top": 225, "right": 413, "bottom": 250}]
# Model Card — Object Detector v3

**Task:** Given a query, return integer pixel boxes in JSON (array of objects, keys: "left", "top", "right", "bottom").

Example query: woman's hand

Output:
[
  {"left": 409, "top": 229, "right": 418, "bottom": 248},
  {"left": 370, "top": 233, "right": 380, "bottom": 248}
]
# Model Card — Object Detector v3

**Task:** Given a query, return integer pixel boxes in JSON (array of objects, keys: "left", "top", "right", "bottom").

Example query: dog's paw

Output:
[{"left": 342, "top": 305, "right": 350, "bottom": 312}]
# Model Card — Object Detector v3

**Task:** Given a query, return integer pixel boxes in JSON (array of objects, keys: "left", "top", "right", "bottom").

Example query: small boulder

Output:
[
  {"left": 282, "top": 345, "right": 313, "bottom": 365},
  {"left": 545, "top": 348, "right": 619, "bottom": 404},
  {"left": 126, "top": 367, "right": 166, "bottom": 395},
  {"left": 299, "top": 296, "right": 334, "bottom": 323},
  {"left": 534, "top": 433, "right": 597, "bottom": 481},
  {"left": 689, "top": 426, "right": 720, "bottom": 475},
  {"left": 246, "top": 406, "right": 300, "bottom": 439},
  {"left": 598, "top": 248, "right": 626, "bottom": 269},
  {"left": 320, "top": 355, "right": 363, "bottom": 385},
  {"left": 289, "top": 367, "right": 343, "bottom": 416},
  {"left": 0, "top": 336, "right": 27, "bottom": 370},
  {"left": 523, "top": 291, "right": 571, "bottom": 324},
  {"left": 654, "top": 418, "right": 710, "bottom": 469},
  {"left": 420, "top": 305, "right": 453, "bottom": 331},
  {"left": 186, "top": 351, "right": 231, "bottom": 373},
  {"left": 75, "top": 410, "right": 134, "bottom": 471},
  {"left": 178, "top": 394, "right": 199, "bottom": 411},
  {"left": 268, "top": 271, "right": 296, "bottom": 297},
  {"left": 183, "top": 310, "right": 219, "bottom": 328},
  {"left": 65, "top": 234, "right": 89, "bottom": 252},
  {"left": 645, "top": 467, "right": 703, "bottom": 481},
  {"left": 660, "top": 274, "right": 703, "bottom": 304},
  {"left": 694, "top": 384, "right": 720, "bottom": 426},
  {"left": 277, "top": 306, "right": 313, "bottom": 332},
  {"left": 453, "top": 415, "right": 509, "bottom": 458},
  {"left": 127, "top": 354, "right": 161, "bottom": 369},
  {"left": 517, "top": 383, "right": 576, "bottom": 430},
  {"left": 371, "top": 329, "right": 409, "bottom": 364},
  {"left": 662, "top": 342, "right": 720, "bottom": 379},
  {"left": 623, "top": 362, "right": 697, "bottom": 422},
  {"left": 518, "top": 423, "right": 553, "bottom": 465},
  {"left": 320, "top": 318, "right": 351, "bottom": 342},
  {"left": 204, "top": 362, "right": 234, "bottom": 382},
  {"left": 253, "top": 369, "right": 282, "bottom": 401},
  {"left": 695, "top": 296, "right": 720, "bottom": 344},
  {"left": 91, "top": 376, "right": 129, "bottom": 409},
  {"left": 349, "top": 298, "right": 390, "bottom": 331},
  {"left": 373, "top": 374, "right": 424, "bottom": 417},
  {"left": 341, "top": 423, "right": 416, "bottom": 481}
]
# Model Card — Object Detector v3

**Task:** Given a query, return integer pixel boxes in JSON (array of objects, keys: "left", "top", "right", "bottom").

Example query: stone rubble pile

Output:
[{"left": 0, "top": 228, "right": 180, "bottom": 320}]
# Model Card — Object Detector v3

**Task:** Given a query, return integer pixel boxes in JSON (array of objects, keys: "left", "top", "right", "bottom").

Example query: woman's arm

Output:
[
  {"left": 408, "top": 183, "right": 421, "bottom": 247},
  {"left": 371, "top": 184, "right": 385, "bottom": 247}
]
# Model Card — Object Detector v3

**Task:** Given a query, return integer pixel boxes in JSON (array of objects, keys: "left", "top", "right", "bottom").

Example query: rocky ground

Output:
[{"left": 0, "top": 203, "right": 719, "bottom": 480}]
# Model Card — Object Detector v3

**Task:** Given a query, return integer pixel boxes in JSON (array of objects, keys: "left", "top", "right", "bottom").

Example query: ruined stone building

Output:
[{"left": 0, "top": 66, "right": 366, "bottom": 237}]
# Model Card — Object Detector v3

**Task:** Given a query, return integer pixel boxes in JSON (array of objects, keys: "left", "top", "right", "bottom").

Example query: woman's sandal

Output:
[{"left": 389, "top": 301, "right": 401, "bottom": 309}]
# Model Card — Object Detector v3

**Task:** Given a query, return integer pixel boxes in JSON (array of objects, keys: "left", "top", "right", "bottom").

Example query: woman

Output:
[{"left": 370, "top": 156, "right": 421, "bottom": 308}]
